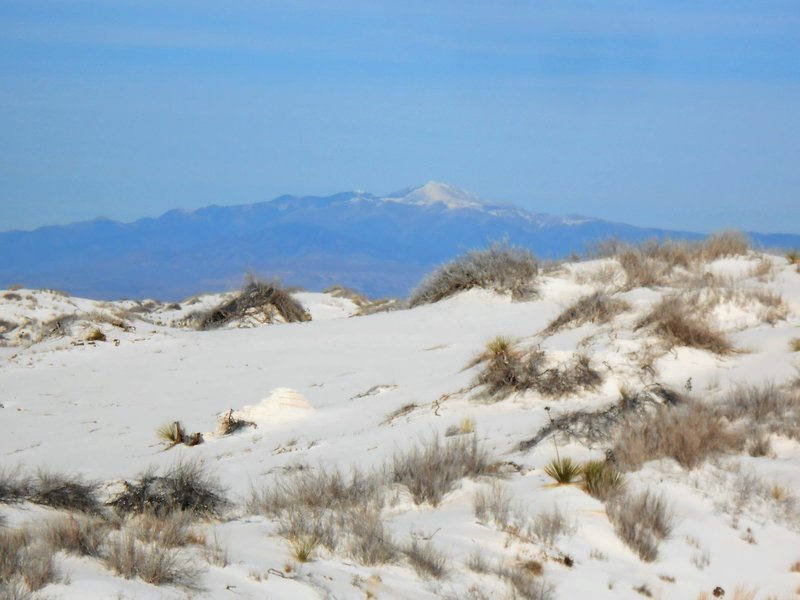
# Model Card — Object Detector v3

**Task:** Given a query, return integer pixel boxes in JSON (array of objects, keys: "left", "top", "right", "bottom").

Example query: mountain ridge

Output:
[{"left": 1, "top": 182, "right": 797, "bottom": 300}]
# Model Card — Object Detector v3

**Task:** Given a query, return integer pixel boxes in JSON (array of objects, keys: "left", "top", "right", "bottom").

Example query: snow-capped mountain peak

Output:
[{"left": 382, "top": 181, "right": 489, "bottom": 210}]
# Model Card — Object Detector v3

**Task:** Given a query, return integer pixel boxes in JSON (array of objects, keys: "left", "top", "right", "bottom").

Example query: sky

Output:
[{"left": 0, "top": 1, "right": 798, "bottom": 234}]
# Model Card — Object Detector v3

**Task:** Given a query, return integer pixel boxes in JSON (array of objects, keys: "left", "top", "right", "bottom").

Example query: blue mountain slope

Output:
[{"left": 1, "top": 182, "right": 796, "bottom": 300}]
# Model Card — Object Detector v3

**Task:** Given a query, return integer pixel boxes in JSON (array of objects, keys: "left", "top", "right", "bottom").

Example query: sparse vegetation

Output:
[
  {"left": 103, "top": 530, "right": 201, "bottom": 587},
  {"left": 1, "top": 527, "right": 57, "bottom": 594},
  {"left": 635, "top": 295, "right": 734, "bottom": 354},
  {"left": 85, "top": 328, "right": 106, "bottom": 342},
  {"left": 45, "top": 514, "right": 111, "bottom": 558},
  {"left": 531, "top": 506, "right": 573, "bottom": 547},
  {"left": 392, "top": 434, "right": 492, "bottom": 506},
  {"left": 612, "top": 400, "right": 744, "bottom": 471},
  {"left": 607, "top": 489, "right": 675, "bottom": 562},
  {"left": 404, "top": 538, "right": 449, "bottom": 579},
  {"left": 473, "top": 481, "right": 512, "bottom": 526},
  {"left": 109, "top": 460, "right": 227, "bottom": 518},
  {"left": 409, "top": 243, "right": 539, "bottom": 307},
  {"left": 196, "top": 277, "right": 309, "bottom": 329},
  {"left": 790, "top": 338, "right": 800, "bottom": 352},
  {"left": 544, "top": 291, "right": 630, "bottom": 335},
  {"left": 217, "top": 409, "right": 256, "bottom": 436},
  {"left": 468, "top": 337, "right": 602, "bottom": 401},
  {"left": 31, "top": 470, "right": 100, "bottom": 514},
  {"left": 156, "top": 421, "right": 203, "bottom": 448}
]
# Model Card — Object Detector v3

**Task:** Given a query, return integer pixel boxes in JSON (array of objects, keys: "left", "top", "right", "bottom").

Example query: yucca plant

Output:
[
  {"left": 543, "top": 457, "right": 581, "bottom": 485},
  {"left": 156, "top": 421, "right": 185, "bottom": 448},
  {"left": 290, "top": 534, "right": 318, "bottom": 562},
  {"left": 581, "top": 460, "right": 625, "bottom": 501}
]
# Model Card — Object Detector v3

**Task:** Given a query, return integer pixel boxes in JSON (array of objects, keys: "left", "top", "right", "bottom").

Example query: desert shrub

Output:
[
  {"left": 0, "top": 470, "right": 31, "bottom": 504},
  {"left": 85, "top": 328, "right": 106, "bottom": 342},
  {"left": 607, "top": 489, "right": 675, "bottom": 562},
  {"left": 109, "top": 461, "right": 227, "bottom": 518},
  {"left": 0, "top": 528, "right": 56, "bottom": 593},
  {"left": 345, "top": 507, "right": 397, "bottom": 565},
  {"left": 404, "top": 538, "right": 449, "bottom": 579},
  {"left": 518, "top": 386, "right": 670, "bottom": 452},
  {"left": 467, "top": 548, "right": 492, "bottom": 573},
  {"left": 496, "top": 561, "right": 554, "bottom": 600},
  {"left": 544, "top": 291, "right": 630, "bottom": 335},
  {"left": 473, "top": 481, "right": 512, "bottom": 526},
  {"left": 196, "top": 277, "right": 309, "bottom": 329},
  {"left": 248, "top": 467, "right": 395, "bottom": 566},
  {"left": 582, "top": 460, "right": 625, "bottom": 501},
  {"left": 543, "top": 457, "right": 581, "bottom": 485},
  {"left": 409, "top": 243, "right": 539, "bottom": 307},
  {"left": 701, "top": 230, "right": 750, "bottom": 260},
  {"left": 45, "top": 514, "right": 111, "bottom": 557},
  {"left": 635, "top": 295, "right": 734, "bottom": 354},
  {"left": 791, "top": 338, "right": 800, "bottom": 353},
  {"left": 531, "top": 506, "right": 573, "bottom": 547},
  {"left": 217, "top": 409, "right": 256, "bottom": 436},
  {"left": 103, "top": 530, "right": 201, "bottom": 587},
  {"left": 718, "top": 383, "right": 800, "bottom": 442},
  {"left": 392, "top": 434, "right": 492, "bottom": 506},
  {"left": 468, "top": 338, "right": 602, "bottom": 401},
  {"left": 31, "top": 470, "right": 100, "bottom": 515},
  {"left": 126, "top": 511, "right": 196, "bottom": 548},
  {"left": 612, "top": 400, "right": 744, "bottom": 471}
]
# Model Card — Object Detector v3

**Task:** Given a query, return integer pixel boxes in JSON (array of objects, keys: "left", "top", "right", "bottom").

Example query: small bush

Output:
[
  {"left": 196, "top": 277, "right": 309, "bottom": 329},
  {"left": 103, "top": 530, "right": 201, "bottom": 587},
  {"left": 701, "top": 230, "right": 750, "bottom": 260},
  {"left": 468, "top": 339, "right": 602, "bottom": 401},
  {"left": 790, "top": 338, "right": 800, "bottom": 353},
  {"left": 543, "top": 457, "right": 581, "bottom": 485},
  {"left": 0, "top": 528, "right": 56, "bottom": 593},
  {"left": 31, "top": 470, "right": 100, "bottom": 515},
  {"left": 45, "top": 514, "right": 111, "bottom": 557},
  {"left": 607, "top": 489, "right": 675, "bottom": 562},
  {"left": 86, "top": 328, "right": 106, "bottom": 342},
  {"left": 0, "top": 469, "right": 31, "bottom": 504},
  {"left": 496, "top": 561, "right": 554, "bottom": 600},
  {"left": 544, "top": 291, "right": 630, "bottom": 335},
  {"left": 404, "top": 538, "right": 448, "bottom": 579},
  {"left": 612, "top": 400, "right": 744, "bottom": 471},
  {"left": 531, "top": 506, "right": 573, "bottom": 546},
  {"left": 635, "top": 295, "right": 734, "bottom": 355},
  {"left": 409, "top": 243, "right": 539, "bottom": 307},
  {"left": 581, "top": 460, "right": 625, "bottom": 501},
  {"left": 473, "top": 481, "right": 512, "bottom": 526},
  {"left": 718, "top": 383, "right": 800, "bottom": 442},
  {"left": 109, "top": 461, "right": 227, "bottom": 518},
  {"left": 392, "top": 434, "right": 492, "bottom": 506},
  {"left": 217, "top": 409, "right": 256, "bottom": 436},
  {"left": 127, "top": 511, "right": 195, "bottom": 548}
]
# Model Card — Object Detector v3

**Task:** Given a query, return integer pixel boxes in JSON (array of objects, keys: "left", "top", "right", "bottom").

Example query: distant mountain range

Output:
[{"left": 2, "top": 182, "right": 798, "bottom": 300}]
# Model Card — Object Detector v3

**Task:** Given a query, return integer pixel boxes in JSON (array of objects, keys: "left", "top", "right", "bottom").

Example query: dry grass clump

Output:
[
  {"left": 581, "top": 460, "right": 625, "bottom": 501},
  {"left": 496, "top": 561, "right": 554, "bottom": 600},
  {"left": 409, "top": 243, "right": 539, "bottom": 307},
  {"left": 44, "top": 514, "right": 111, "bottom": 558},
  {"left": 103, "top": 530, "right": 201, "bottom": 587},
  {"left": 611, "top": 400, "right": 744, "bottom": 471},
  {"left": 0, "top": 527, "right": 57, "bottom": 594},
  {"left": 392, "top": 434, "right": 492, "bottom": 506},
  {"left": 530, "top": 506, "right": 573, "bottom": 547},
  {"left": 607, "top": 489, "right": 675, "bottom": 562},
  {"left": 109, "top": 461, "right": 227, "bottom": 518},
  {"left": 247, "top": 467, "right": 396, "bottom": 566},
  {"left": 718, "top": 383, "right": 800, "bottom": 442},
  {"left": 85, "top": 328, "right": 106, "bottom": 342},
  {"left": 468, "top": 337, "right": 602, "bottom": 401},
  {"left": 701, "top": 230, "right": 751, "bottom": 260},
  {"left": 790, "top": 338, "right": 800, "bottom": 353},
  {"left": 196, "top": 277, "right": 309, "bottom": 329},
  {"left": 544, "top": 291, "right": 630, "bottom": 335},
  {"left": 473, "top": 481, "right": 512, "bottom": 526},
  {"left": 30, "top": 471, "right": 101, "bottom": 515},
  {"left": 635, "top": 295, "right": 734, "bottom": 355},
  {"left": 0, "top": 469, "right": 31, "bottom": 504},
  {"left": 217, "top": 409, "right": 256, "bottom": 436},
  {"left": 403, "top": 538, "right": 449, "bottom": 579}
]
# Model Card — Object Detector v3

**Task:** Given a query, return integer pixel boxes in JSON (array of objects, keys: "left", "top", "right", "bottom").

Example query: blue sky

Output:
[{"left": 1, "top": 1, "right": 798, "bottom": 233}]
